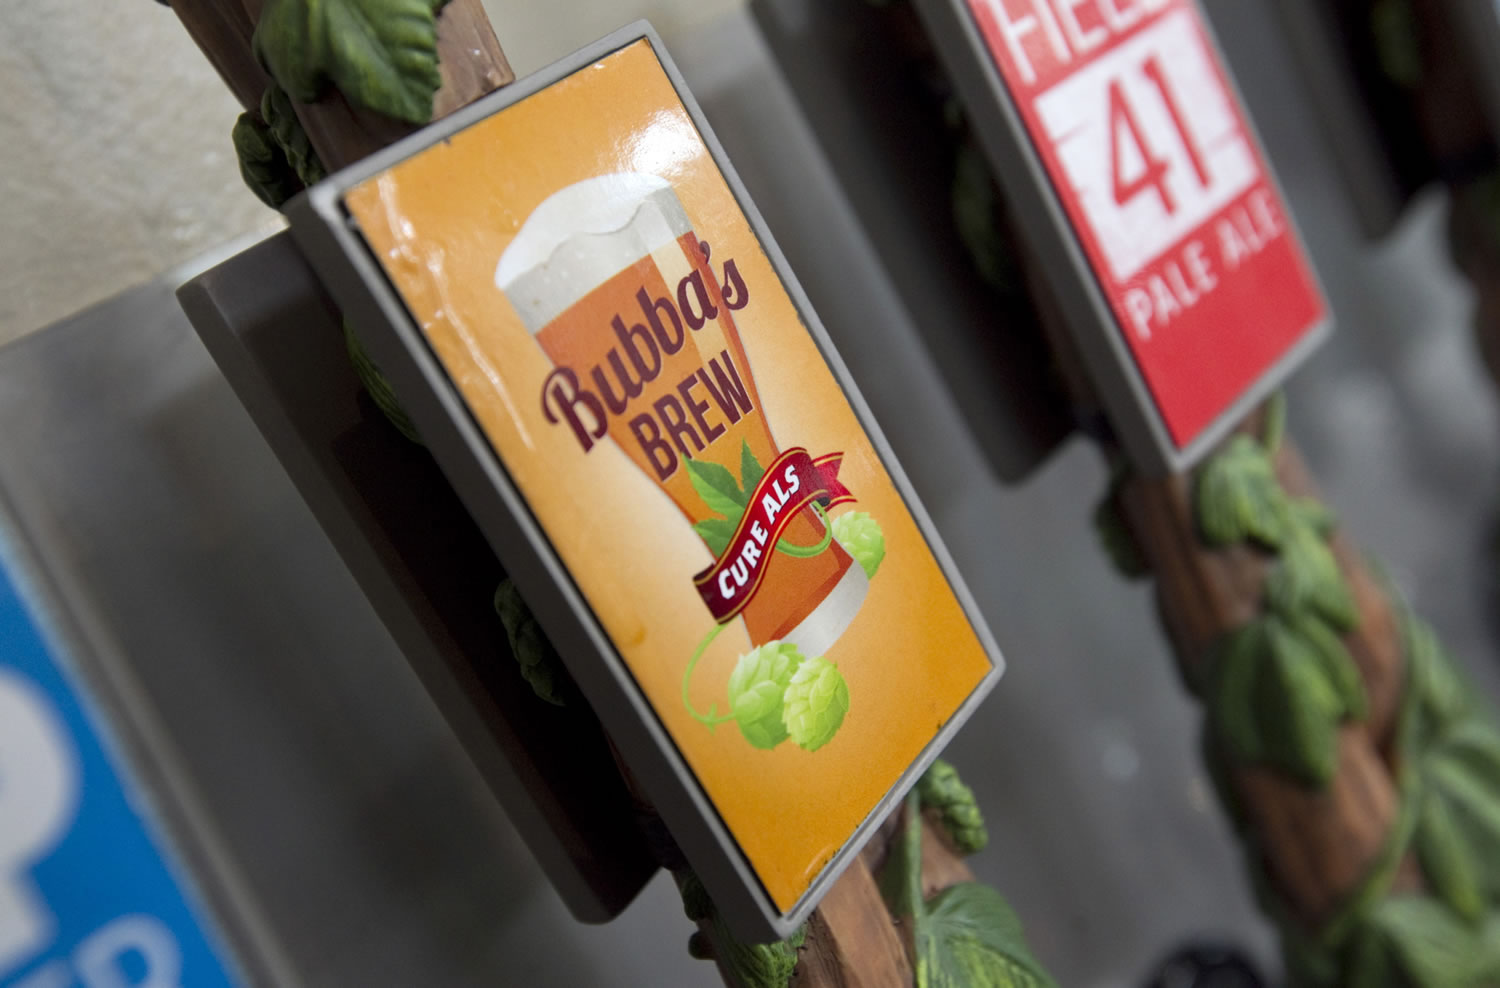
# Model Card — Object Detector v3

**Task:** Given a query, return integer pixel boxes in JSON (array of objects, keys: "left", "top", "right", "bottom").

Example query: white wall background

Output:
[{"left": 0, "top": 0, "right": 740, "bottom": 345}]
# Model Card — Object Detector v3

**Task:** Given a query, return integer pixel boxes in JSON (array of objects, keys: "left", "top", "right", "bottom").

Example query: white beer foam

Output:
[{"left": 497, "top": 173, "right": 693, "bottom": 334}]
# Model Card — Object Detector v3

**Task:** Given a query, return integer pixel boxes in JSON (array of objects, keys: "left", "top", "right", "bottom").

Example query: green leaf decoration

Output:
[
  {"left": 493, "top": 579, "right": 570, "bottom": 706},
  {"left": 686, "top": 458, "right": 747, "bottom": 520},
  {"left": 1289, "top": 496, "right": 1338, "bottom": 538},
  {"left": 344, "top": 321, "right": 422, "bottom": 443},
  {"left": 676, "top": 871, "right": 712, "bottom": 923},
  {"left": 1206, "top": 620, "right": 1270, "bottom": 756},
  {"left": 1422, "top": 721, "right": 1500, "bottom": 910},
  {"left": 739, "top": 440, "right": 764, "bottom": 497},
  {"left": 1194, "top": 434, "right": 1288, "bottom": 548},
  {"left": 711, "top": 918, "right": 805, "bottom": 988},
  {"left": 883, "top": 790, "right": 1058, "bottom": 988},
  {"left": 916, "top": 883, "right": 1059, "bottom": 988},
  {"left": 1257, "top": 619, "right": 1346, "bottom": 785},
  {"left": 253, "top": 0, "right": 446, "bottom": 125},
  {"left": 879, "top": 792, "right": 926, "bottom": 921},
  {"left": 727, "top": 643, "right": 805, "bottom": 750},
  {"left": 831, "top": 511, "right": 886, "bottom": 580},
  {"left": 952, "top": 140, "right": 1022, "bottom": 295},
  {"left": 1199, "top": 725, "right": 1248, "bottom": 835},
  {"left": 1407, "top": 616, "right": 1472, "bottom": 738},
  {"left": 781, "top": 656, "right": 849, "bottom": 752},
  {"left": 232, "top": 112, "right": 304, "bottom": 210},
  {"left": 1285, "top": 612, "right": 1367, "bottom": 722},
  {"left": 693, "top": 517, "right": 737, "bottom": 559},
  {"left": 918, "top": 759, "right": 988, "bottom": 855},
  {"left": 1265, "top": 524, "right": 1357, "bottom": 631},
  {"left": 1208, "top": 617, "right": 1355, "bottom": 785},
  {"left": 1345, "top": 898, "right": 1500, "bottom": 988},
  {"left": 1414, "top": 789, "right": 1487, "bottom": 923},
  {"left": 1371, "top": 0, "right": 1423, "bottom": 89},
  {"left": 1402, "top": 616, "right": 1500, "bottom": 916},
  {"left": 675, "top": 871, "right": 806, "bottom": 988},
  {"left": 260, "top": 84, "right": 327, "bottom": 188},
  {"left": 1092, "top": 482, "right": 1150, "bottom": 580}
]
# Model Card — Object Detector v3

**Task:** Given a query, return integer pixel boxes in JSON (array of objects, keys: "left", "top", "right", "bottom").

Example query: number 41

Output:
[{"left": 1109, "top": 55, "right": 1210, "bottom": 215}]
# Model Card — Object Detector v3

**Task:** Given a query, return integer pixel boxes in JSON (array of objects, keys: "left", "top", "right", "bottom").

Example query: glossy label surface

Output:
[
  {"left": 0, "top": 560, "right": 237, "bottom": 987},
  {"left": 343, "top": 40, "right": 995, "bottom": 912},
  {"left": 968, "top": 0, "right": 1325, "bottom": 447}
]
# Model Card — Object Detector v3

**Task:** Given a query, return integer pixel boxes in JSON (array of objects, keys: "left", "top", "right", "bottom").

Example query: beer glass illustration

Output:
[{"left": 495, "top": 172, "right": 868, "bottom": 658}]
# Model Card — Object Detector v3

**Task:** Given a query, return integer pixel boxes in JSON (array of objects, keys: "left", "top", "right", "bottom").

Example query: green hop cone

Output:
[
  {"left": 782, "top": 656, "right": 850, "bottom": 752},
  {"left": 831, "top": 511, "right": 886, "bottom": 579},
  {"left": 727, "top": 642, "right": 806, "bottom": 750}
]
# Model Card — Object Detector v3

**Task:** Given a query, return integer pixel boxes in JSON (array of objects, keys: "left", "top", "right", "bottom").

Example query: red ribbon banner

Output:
[{"left": 693, "top": 448, "right": 854, "bottom": 623}]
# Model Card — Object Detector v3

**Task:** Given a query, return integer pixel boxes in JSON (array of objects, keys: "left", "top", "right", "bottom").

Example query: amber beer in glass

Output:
[{"left": 496, "top": 173, "right": 867, "bottom": 655}]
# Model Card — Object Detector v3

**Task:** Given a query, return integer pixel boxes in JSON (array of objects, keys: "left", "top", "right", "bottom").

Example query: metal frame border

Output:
[
  {"left": 910, "top": 0, "right": 1333, "bottom": 475},
  {"left": 286, "top": 22, "right": 1003, "bottom": 941}
]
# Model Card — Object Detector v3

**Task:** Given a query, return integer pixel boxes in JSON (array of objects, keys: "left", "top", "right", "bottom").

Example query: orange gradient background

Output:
[{"left": 345, "top": 39, "right": 993, "bottom": 912}]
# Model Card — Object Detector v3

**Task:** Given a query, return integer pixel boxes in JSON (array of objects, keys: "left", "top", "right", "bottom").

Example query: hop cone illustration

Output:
[
  {"left": 727, "top": 642, "right": 806, "bottom": 750},
  {"left": 782, "top": 656, "right": 850, "bottom": 752},
  {"left": 832, "top": 511, "right": 885, "bottom": 579}
]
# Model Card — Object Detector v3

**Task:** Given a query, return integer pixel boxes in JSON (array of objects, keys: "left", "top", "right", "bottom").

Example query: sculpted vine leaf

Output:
[
  {"left": 1345, "top": 898, "right": 1500, "bottom": 988},
  {"left": 253, "top": 0, "right": 447, "bottom": 124},
  {"left": 1208, "top": 616, "right": 1356, "bottom": 785},
  {"left": 1414, "top": 788, "right": 1486, "bottom": 923},
  {"left": 918, "top": 759, "right": 988, "bottom": 855},
  {"left": 1265, "top": 524, "right": 1357, "bottom": 631},
  {"left": 676, "top": 871, "right": 806, "bottom": 988},
  {"left": 1194, "top": 435, "right": 1288, "bottom": 548},
  {"left": 1399, "top": 613, "right": 1500, "bottom": 914},
  {"left": 1289, "top": 496, "right": 1337, "bottom": 538},
  {"left": 493, "top": 580, "right": 570, "bottom": 706},
  {"left": 1422, "top": 720, "right": 1500, "bottom": 911},
  {"left": 232, "top": 112, "right": 302, "bottom": 210},
  {"left": 952, "top": 140, "right": 1022, "bottom": 295},
  {"left": 916, "top": 883, "right": 1059, "bottom": 988},
  {"left": 1088, "top": 453, "right": 1149, "bottom": 582},
  {"left": 1257, "top": 619, "right": 1345, "bottom": 785},
  {"left": 1407, "top": 616, "right": 1471, "bottom": 740},
  {"left": 261, "top": 84, "right": 327, "bottom": 187},
  {"left": 1206, "top": 620, "right": 1269, "bottom": 759},
  {"left": 709, "top": 914, "right": 805, "bottom": 988},
  {"left": 1371, "top": 0, "right": 1423, "bottom": 89},
  {"left": 883, "top": 791, "right": 1057, "bottom": 988},
  {"left": 1284, "top": 612, "right": 1367, "bottom": 722},
  {"left": 345, "top": 321, "right": 421, "bottom": 443},
  {"left": 1093, "top": 482, "right": 1150, "bottom": 580}
]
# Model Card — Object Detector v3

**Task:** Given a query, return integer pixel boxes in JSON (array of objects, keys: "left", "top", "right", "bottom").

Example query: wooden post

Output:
[
  {"left": 165, "top": 4, "right": 975, "bottom": 984},
  {"left": 1118, "top": 455, "right": 1411, "bottom": 928},
  {"left": 1016, "top": 219, "right": 1421, "bottom": 936}
]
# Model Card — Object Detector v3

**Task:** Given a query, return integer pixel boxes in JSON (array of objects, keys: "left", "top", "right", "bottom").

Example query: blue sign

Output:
[{"left": 0, "top": 559, "right": 238, "bottom": 987}]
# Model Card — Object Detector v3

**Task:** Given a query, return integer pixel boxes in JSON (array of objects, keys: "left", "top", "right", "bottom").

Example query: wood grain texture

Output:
[
  {"left": 793, "top": 856, "right": 915, "bottom": 988},
  {"left": 171, "top": 0, "right": 268, "bottom": 113}
]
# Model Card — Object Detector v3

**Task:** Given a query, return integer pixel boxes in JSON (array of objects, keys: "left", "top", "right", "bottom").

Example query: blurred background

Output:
[
  {"left": 1, "top": 1, "right": 1498, "bottom": 986},
  {"left": 0, "top": 0, "right": 740, "bottom": 345}
]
